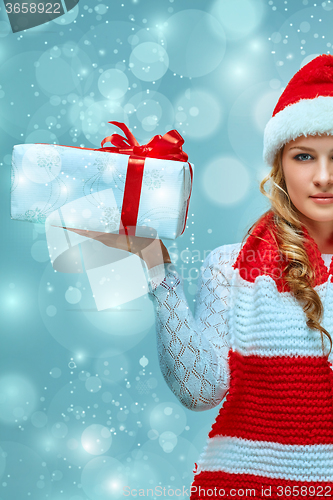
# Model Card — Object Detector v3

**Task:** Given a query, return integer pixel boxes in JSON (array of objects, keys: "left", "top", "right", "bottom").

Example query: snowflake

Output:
[
  {"left": 25, "top": 208, "right": 47, "bottom": 223},
  {"left": 94, "top": 155, "right": 117, "bottom": 173},
  {"left": 36, "top": 148, "right": 61, "bottom": 172},
  {"left": 100, "top": 207, "right": 121, "bottom": 231},
  {"left": 143, "top": 169, "right": 164, "bottom": 190}
]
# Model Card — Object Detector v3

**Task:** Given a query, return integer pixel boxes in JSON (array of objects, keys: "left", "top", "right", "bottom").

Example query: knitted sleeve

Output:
[{"left": 146, "top": 243, "right": 241, "bottom": 412}]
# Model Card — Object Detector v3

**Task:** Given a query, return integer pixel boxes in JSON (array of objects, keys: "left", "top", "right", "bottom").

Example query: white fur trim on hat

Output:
[{"left": 263, "top": 95, "right": 333, "bottom": 167}]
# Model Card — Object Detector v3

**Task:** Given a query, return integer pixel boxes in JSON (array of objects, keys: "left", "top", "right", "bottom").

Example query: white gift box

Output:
[{"left": 10, "top": 142, "right": 194, "bottom": 240}]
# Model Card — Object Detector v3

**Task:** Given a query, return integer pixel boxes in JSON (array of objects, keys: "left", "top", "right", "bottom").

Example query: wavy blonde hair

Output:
[{"left": 240, "top": 146, "right": 332, "bottom": 358}]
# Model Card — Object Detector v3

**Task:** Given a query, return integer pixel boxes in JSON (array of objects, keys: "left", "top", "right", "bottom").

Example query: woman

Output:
[{"left": 65, "top": 54, "right": 333, "bottom": 498}]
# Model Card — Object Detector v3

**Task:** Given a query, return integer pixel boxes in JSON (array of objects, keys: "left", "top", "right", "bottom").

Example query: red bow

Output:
[
  {"left": 97, "top": 121, "right": 189, "bottom": 162},
  {"left": 96, "top": 122, "right": 192, "bottom": 237}
]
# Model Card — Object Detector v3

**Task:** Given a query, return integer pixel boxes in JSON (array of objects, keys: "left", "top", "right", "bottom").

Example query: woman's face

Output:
[{"left": 281, "top": 134, "right": 333, "bottom": 224}]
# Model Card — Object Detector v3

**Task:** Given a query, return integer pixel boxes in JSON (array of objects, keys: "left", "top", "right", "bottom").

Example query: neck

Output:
[{"left": 296, "top": 213, "right": 333, "bottom": 254}]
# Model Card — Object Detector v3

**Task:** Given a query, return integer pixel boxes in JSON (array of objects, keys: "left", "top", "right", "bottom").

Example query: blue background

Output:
[{"left": 0, "top": 0, "right": 332, "bottom": 498}]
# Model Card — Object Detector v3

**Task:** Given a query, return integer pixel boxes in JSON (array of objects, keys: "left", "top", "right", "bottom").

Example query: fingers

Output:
[{"left": 49, "top": 225, "right": 162, "bottom": 257}]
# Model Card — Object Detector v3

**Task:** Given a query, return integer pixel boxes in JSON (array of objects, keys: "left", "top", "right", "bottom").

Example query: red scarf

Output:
[{"left": 232, "top": 210, "right": 332, "bottom": 293}]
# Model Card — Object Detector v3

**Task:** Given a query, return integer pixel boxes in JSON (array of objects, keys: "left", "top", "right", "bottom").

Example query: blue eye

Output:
[{"left": 294, "top": 153, "right": 313, "bottom": 161}]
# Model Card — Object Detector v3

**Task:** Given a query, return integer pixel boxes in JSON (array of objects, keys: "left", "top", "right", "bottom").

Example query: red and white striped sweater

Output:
[{"left": 148, "top": 210, "right": 333, "bottom": 500}]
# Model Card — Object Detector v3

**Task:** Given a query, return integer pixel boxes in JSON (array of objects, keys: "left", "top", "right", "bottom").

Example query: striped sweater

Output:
[{"left": 147, "top": 211, "right": 333, "bottom": 499}]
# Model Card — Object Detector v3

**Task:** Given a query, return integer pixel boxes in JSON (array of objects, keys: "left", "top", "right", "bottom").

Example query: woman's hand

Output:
[{"left": 51, "top": 225, "right": 172, "bottom": 269}]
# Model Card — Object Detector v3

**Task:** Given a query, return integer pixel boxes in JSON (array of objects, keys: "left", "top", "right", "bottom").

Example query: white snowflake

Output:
[
  {"left": 25, "top": 208, "right": 47, "bottom": 223},
  {"left": 36, "top": 149, "right": 61, "bottom": 172},
  {"left": 94, "top": 155, "right": 117, "bottom": 173},
  {"left": 100, "top": 207, "right": 121, "bottom": 231},
  {"left": 143, "top": 169, "right": 165, "bottom": 190}
]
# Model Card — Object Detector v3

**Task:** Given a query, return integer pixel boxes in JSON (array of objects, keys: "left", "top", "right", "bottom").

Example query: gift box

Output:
[{"left": 10, "top": 121, "right": 194, "bottom": 240}]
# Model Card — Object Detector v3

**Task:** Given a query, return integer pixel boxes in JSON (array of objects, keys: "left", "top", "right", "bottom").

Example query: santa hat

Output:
[{"left": 263, "top": 54, "right": 333, "bottom": 167}]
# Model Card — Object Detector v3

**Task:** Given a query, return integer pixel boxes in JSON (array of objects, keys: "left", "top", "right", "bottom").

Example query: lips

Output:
[{"left": 310, "top": 194, "right": 333, "bottom": 198}]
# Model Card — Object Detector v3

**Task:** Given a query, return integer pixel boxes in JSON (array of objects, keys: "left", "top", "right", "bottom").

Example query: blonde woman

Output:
[{"left": 65, "top": 54, "right": 333, "bottom": 499}]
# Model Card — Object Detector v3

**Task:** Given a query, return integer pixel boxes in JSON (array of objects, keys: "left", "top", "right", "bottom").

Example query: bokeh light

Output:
[
  {"left": 210, "top": 0, "right": 265, "bottom": 41},
  {"left": 52, "top": 5, "right": 79, "bottom": 25},
  {"left": 165, "top": 10, "right": 226, "bottom": 77},
  {"left": 0, "top": 442, "right": 51, "bottom": 499},
  {"left": 81, "top": 424, "right": 112, "bottom": 455},
  {"left": 81, "top": 456, "right": 127, "bottom": 500},
  {"left": 129, "top": 42, "right": 169, "bottom": 82},
  {"left": 202, "top": 156, "right": 251, "bottom": 206},
  {"left": 174, "top": 88, "right": 221, "bottom": 139},
  {"left": 38, "top": 262, "right": 155, "bottom": 356},
  {"left": 36, "top": 51, "right": 80, "bottom": 95},
  {"left": 228, "top": 82, "right": 277, "bottom": 165},
  {"left": 149, "top": 402, "right": 187, "bottom": 436},
  {"left": 31, "top": 411, "right": 48, "bottom": 428},
  {"left": 94, "top": 350, "right": 130, "bottom": 384},
  {"left": 98, "top": 69, "right": 129, "bottom": 99},
  {"left": 0, "top": 374, "right": 37, "bottom": 425},
  {"left": 253, "top": 89, "right": 283, "bottom": 133},
  {"left": 125, "top": 90, "right": 174, "bottom": 140}
]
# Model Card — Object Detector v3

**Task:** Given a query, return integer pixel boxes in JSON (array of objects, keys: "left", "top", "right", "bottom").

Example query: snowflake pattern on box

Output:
[
  {"left": 19, "top": 208, "right": 47, "bottom": 223},
  {"left": 26, "top": 208, "right": 47, "bottom": 223},
  {"left": 37, "top": 148, "right": 61, "bottom": 172},
  {"left": 100, "top": 207, "right": 121, "bottom": 232},
  {"left": 94, "top": 155, "right": 124, "bottom": 185},
  {"left": 82, "top": 155, "right": 125, "bottom": 205},
  {"left": 36, "top": 146, "right": 62, "bottom": 177},
  {"left": 143, "top": 169, "right": 165, "bottom": 190}
]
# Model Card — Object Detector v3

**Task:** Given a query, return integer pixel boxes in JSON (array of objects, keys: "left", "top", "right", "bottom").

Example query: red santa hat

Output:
[{"left": 263, "top": 53, "right": 333, "bottom": 167}]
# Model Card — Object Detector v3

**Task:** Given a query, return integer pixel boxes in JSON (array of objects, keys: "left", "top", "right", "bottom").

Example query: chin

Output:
[{"left": 306, "top": 213, "right": 333, "bottom": 222}]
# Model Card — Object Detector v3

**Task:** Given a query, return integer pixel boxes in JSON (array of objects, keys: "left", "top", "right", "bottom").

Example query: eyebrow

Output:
[{"left": 288, "top": 146, "right": 333, "bottom": 152}]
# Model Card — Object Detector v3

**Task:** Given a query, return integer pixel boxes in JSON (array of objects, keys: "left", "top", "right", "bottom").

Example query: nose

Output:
[{"left": 313, "top": 155, "right": 333, "bottom": 186}]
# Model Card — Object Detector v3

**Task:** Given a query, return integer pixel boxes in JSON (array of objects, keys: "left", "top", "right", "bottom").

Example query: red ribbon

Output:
[
  {"left": 97, "top": 121, "right": 189, "bottom": 162},
  {"left": 96, "top": 121, "right": 193, "bottom": 237}
]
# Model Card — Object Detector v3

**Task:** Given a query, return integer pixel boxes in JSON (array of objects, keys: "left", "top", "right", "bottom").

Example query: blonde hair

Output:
[{"left": 240, "top": 146, "right": 332, "bottom": 358}]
